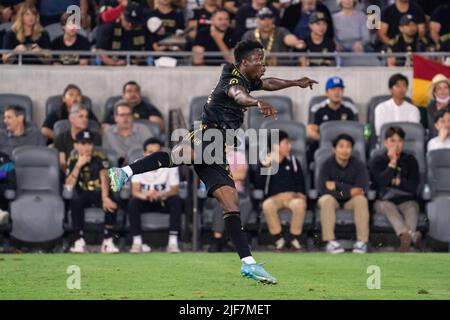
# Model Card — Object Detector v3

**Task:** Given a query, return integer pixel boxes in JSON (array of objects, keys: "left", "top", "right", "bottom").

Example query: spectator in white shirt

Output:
[
  {"left": 128, "top": 138, "right": 183, "bottom": 254},
  {"left": 374, "top": 73, "right": 420, "bottom": 137},
  {"left": 427, "top": 109, "right": 450, "bottom": 154}
]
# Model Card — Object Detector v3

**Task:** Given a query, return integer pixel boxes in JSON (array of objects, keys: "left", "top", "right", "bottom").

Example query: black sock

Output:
[
  {"left": 104, "top": 228, "right": 115, "bottom": 239},
  {"left": 129, "top": 151, "right": 175, "bottom": 175},
  {"left": 224, "top": 212, "right": 251, "bottom": 259},
  {"left": 273, "top": 233, "right": 283, "bottom": 242}
]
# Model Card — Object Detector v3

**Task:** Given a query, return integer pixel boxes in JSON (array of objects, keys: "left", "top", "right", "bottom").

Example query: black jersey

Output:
[{"left": 200, "top": 63, "right": 263, "bottom": 130}]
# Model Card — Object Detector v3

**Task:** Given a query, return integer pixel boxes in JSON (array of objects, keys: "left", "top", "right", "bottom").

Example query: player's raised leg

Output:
[{"left": 212, "top": 185, "right": 277, "bottom": 284}]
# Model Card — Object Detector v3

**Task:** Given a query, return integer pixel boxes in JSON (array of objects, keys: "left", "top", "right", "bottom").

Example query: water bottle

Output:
[{"left": 199, "top": 181, "right": 206, "bottom": 192}]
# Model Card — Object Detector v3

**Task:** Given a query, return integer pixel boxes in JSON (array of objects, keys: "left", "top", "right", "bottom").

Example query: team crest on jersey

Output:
[{"left": 230, "top": 78, "right": 239, "bottom": 85}]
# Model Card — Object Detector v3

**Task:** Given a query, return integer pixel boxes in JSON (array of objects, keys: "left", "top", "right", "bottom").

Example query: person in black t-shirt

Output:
[
  {"left": 102, "top": 81, "right": 164, "bottom": 131},
  {"left": 379, "top": 0, "right": 425, "bottom": 47},
  {"left": 147, "top": 0, "right": 185, "bottom": 36},
  {"left": 298, "top": 11, "right": 335, "bottom": 67},
  {"left": 52, "top": 12, "right": 91, "bottom": 65},
  {"left": 430, "top": 4, "right": 450, "bottom": 53},
  {"left": 2, "top": 3, "right": 51, "bottom": 64},
  {"left": 96, "top": 2, "right": 151, "bottom": 66},
  {"left": 187, "top": 0, "right": 220, "bottom": 40},
  {"left": 386, "top": 14, "right": 433, "bottom": 67},
  {"left": 192, "top": 9, "right": 235, "bottom": 66}
]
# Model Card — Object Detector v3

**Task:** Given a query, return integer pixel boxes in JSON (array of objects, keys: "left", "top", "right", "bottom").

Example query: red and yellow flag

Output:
[{"left": 413, "top": 54, "right": 450, "bottom": 107}]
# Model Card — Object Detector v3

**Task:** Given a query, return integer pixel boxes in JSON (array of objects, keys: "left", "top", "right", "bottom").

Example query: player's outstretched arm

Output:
[
  {"left": 228, "top": 85, "right": 277, "bottom": 118},
  {"left": 261, "top": 77, "right": 318, "bottom": 91}
]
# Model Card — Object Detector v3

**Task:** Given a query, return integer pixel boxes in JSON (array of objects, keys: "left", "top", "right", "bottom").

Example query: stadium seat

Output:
[
  {"left": 45, "top": 95, "right": 93, "bottom": 116},
  {"left": 134, "top": 118, "right": 162, "bottom": 138},
  {"left": 319, "top": 121, "right": 366, "bottom": 163},
  {"left": 103, "top": 95, "right": 151, "bottom": 121},
  {"left": 44, "top": 22, "right": 88, "bottom": 42},
  {"left": 0, "top": 94, "right": 33, "bottom": 124},
  {"left": 188, "top": 95, "right": 208, "bottom": 125},
  {"left": 308, "top": 95, "right": 355, "bottom": 124},
  {"left": 8, "top": 146, "right": 64, "bottom": 243},
  {"left": 426, "top": 150, "right": 450, "bottom": 243},
  {"left": 53, "top": 119, "right": 100, "bottom": 136},
  {"left": 248, "top": 95, "right": 293, "bottom": 130}
]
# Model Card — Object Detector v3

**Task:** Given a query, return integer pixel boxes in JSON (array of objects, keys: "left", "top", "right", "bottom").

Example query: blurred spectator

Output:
[
  {"left": 147, "top": 0, "right": 185, "bottom": 36},
  {"left": 318, "top": 134, "right": 369, "bottom": 254},
  {"left": 128, "top": 137, "right": 182, "bottom": 253},
  {"left": 307, "top": 76, "right": 358, "bottom": 163},
  {"left": 41, "top": 84, "right": 99, "bottom": 142},
  {"left": 370, "top": 126, "right": 421, "bottom": 252},
  {"left": 374, "top": 73, "right": 420, "bottom": 138},
  {"left": 54, "top": 103, "right": 102, "bottom": 173},
  {"left": 333, "top": 0, "right": 370, "bottom": 52},
  {"left": 234, "top": 0, "right": 279, "bottom": 41},
  {"left": 258, "top": 130, "right": 307, "bottom": 251},
  {"left": 0, "top": 105, "right": 45, "bottom": 156},
  {"left": 147, "top": 16, "right": 183, "bottom": 54},
  {"left": 223, "top": 0, "right": 245, "bottom": 17},
  {"left": 281, "top": 0, "right": 333, "bottom": 40},
  {"left": 192, "top": 8, "right": 235, "bottom": 66},
  {"left": 2, "top": 3, "right": 51, "bottom": 64},
  {"left": 100, "top": 0, "right": 127, "bottom": 24},
  {"left": 415, "top": 0, "right": 448, "bottom": 18},
  {"left": 0, "top": 0, "right": 27, "bottom": 23},
  {"left": 430, "top": 4, "right": 450, "bottom": 53},
  {"left": 427, "top": 109, "right": 450, "bottom": 154},
  {"left": 0, "top": 150, "right": 15, "bottom": 226},
  {"left": 28, "top": 0, "right": 90, "bottom": 28},
  {"left": 427, "top": 74, "right": 450, "bottom": 138},
  {"left": 386, "top": 14, "right": 432, "bottom": 67},
  {"left": 102, "top": 81, "right": 164, "bottom": 131},
  {"left": 379, "top": 0, "right": 425, "bottom": 47},
  {"left": 65, "top": 129, "right": 119, "bottom": 254},
  {"left": 96, "top": 1, "right": 151, "bottom": 66},
  {"left": 51, "top": 11, "right": 91, "bottom": 65},
  {"left": 187, "top": 0, "right": 220, "bottom": 40},
  {"left": 297, "top": 11, "right": 335, "bottom": 67},
  {"left": 242, "top": 7, "right": 305, "bottom": 66},
  {"left": 102, "top": 100, "right": 154, "bottom": 165}
]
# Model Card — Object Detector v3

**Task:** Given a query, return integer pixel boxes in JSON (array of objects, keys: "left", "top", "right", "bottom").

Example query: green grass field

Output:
[{"left": 1, "top": 252, "right": 450, "bottom": 300}]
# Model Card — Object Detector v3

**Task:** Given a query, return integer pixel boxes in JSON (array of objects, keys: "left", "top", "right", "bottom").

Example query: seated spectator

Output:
[
  {"left": 147, "top": 0, "right": 185, "bottom": 36},
  {"left": 54, "top": 103, "right": 102, "bottom": 173},
  {"left": 370, "top": 126, "right": 421, "bottom": 252},
  {"left": 96, "top": 1, "right": 151, "bottom": 66},
  {"left": 333, "top": 0, "right": 370, "bottom": 52},
  {"left": 386, "top": 14, "right": 432, "bottom": 67},
  {"left": 242, "top": 7, "right": 305, "bottom": 66},
  {"left": 128, "top": 138, "right": 183, "bottom": 253},
  {"left": 378, "top": 0, "right": 425, "bottom": 47},
  {"left": 100, "top": 0, "right": 127, "bottom": 24},
  {"left": 234, "top": 0, "right": 279, "bottom": 41},
  {"left": 29, "top": 0, "right": 90, "bottom": 27},
  {"left": 258, "top": 131, "right": 307, "bottom": 251},
  {"left": 102, "top": 81, "right": 164, "bottom": 131},
  {"left": 2, "top": 3, "right": 51, "bottom": 64},
  {"left": 307, "top": 76, "right": 358, "bottom": 162},
  {"left": 374, "top": 73, "right": 420, "bottom": 138},
  {"left": 298, "top": 11, "right": 336, "bottom": 67},
  {"left": 430, "top": 4, "right": 450, "bottom": 53},
  {"left": 41, "top": 84, "right": 99, "bottom": 142},
  {"left": 0, "top": 151, "right": 15, "bottom": 226},
  {"left": 209, "top": 143, "right": 249, "bottom": 252},
  {"left": 187, "top": 0, "right": 220, "bottom": 40},
  {"left": 427, "top": 109, "right": 450, "bottom": 154},
  {"left": 0, "top": 0, "right": 26, "bottom": 24},
  {"left": 192, "top": 9, "right": 235, "bottom": 66},
  {"left": 102, "top": 100, "right": 154, "bottom": 165},
  {"left": 281, "top": 0, "right": 333, "bottom": 40},
  {"left": 427, "top": 74, "right": 450, "bottom": 138},
  {"left": 318, "top": 134, "right": 369, "bottom": 254},
  {"left": 0, "top": 105, "right": 45, "bottom": 156},
  {"left": 51, "top": 11, "right": 91, "bottom": 65},
  {"left": 65, "top": 130, "right": 119, "bottom": 254},
  {"left": 223, "top": 0, "right": 245, "bottom": 17}
]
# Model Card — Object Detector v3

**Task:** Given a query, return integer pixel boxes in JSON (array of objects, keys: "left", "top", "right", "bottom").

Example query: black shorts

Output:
[{"left": 182, "top": 122, "right": 235, "bottom": 197}]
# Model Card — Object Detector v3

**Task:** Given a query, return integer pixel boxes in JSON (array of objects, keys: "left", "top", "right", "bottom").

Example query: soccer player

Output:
[{"left": 108, "top": 40, "right": 318, "bottom": 284}]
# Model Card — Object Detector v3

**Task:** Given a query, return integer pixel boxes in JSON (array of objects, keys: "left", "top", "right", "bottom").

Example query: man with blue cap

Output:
[{"left": 307, "top": 76, "right": 359, "bottom": 162}]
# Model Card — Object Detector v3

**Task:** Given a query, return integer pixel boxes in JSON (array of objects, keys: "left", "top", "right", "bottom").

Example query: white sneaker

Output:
[
  {"left": 70, "top": 238, "right": 87, "bottom": 253},
  {"left": 101, "top": 238, "right": 120, "bottom": 253},
  {"left": 326, "top": 240, "right": 345, "bottom": 254},
  {"left": 130, "top": 243, "right": 151, "bottom": 253},
  {"left": 166, "top": 243, "right": 180, "bottom": 253},
  {"left": 275, "top": 237, "right": 286, "bottom": 250},
  {"left": 0, "top": 209, "right": 9, "bottom": 225},
  {"left": 352, "top": 241, "right": 368, "bottom": 254},
  {"left": 290, "top": 238, "right": 304, "bottom": 251}
]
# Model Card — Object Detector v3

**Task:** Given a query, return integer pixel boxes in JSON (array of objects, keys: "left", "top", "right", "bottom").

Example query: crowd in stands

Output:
[{"left": 0, "top": 0, "right": 449, "bottom": 66}]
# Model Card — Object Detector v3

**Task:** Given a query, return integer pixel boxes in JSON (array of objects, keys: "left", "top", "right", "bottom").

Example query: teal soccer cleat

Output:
[
  {"left": 241, "top": 262, "right": 277, "bottom": 285},
  {"left": 108, "top": 167, "right": 129, "bottom": 192}
]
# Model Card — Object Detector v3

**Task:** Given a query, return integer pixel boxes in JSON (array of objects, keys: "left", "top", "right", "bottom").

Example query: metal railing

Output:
[{"left": 0, "top": 49, "right": 449, "bottom": 67}]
